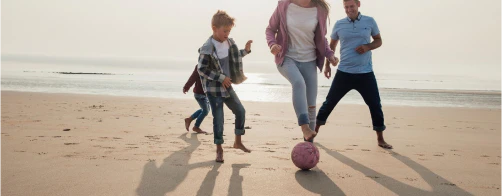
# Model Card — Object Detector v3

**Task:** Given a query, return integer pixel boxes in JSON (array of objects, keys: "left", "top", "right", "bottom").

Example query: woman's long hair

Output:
[{"left": 312, "top": 0, "right": 331, "bottom": 23}]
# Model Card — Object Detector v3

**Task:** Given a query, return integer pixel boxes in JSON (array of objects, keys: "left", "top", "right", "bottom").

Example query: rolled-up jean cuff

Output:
[
  {"left": 298, "top": 114, "right": 310, "bottom": 126},
  {"left": 316, "top": 120, "right": 326, "bottom": 125},
  {"left": 235, "top": 129, "right": 245, "bottom": 135},
  {"left": 214, "top": 139, "right": 224, "bottom": 145},
  {"left": 373, "top": 125, "right": 386, "bottom": 132}
]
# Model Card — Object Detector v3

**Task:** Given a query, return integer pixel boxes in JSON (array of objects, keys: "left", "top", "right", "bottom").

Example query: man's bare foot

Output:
[
  {"left": 184, "top": 117, "right": 193, "bottom": 131},
  {"left": 216, "top": 150, "right": 224, "bottom": 162},
  {"left": 314, "top": 124, "right": 321, "bottom": 134},
  {"left": 378, "top": 140, "right": 393, "bottom": 149},
  {"left": 301, "top": 125, "right": 317, "bottom": 141},
  {"left": 233, "top": 142, "right": 251, "bottom": 153},
  {"left": 192, "top": 127, "right": 207, "bottom": 134}
]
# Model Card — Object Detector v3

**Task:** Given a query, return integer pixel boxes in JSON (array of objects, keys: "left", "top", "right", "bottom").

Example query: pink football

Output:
[{"left": 291, "top": 142, "right": 320, "bottom": 170}]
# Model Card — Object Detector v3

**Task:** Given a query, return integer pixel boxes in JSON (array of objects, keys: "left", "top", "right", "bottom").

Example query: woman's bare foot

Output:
[
  {"left": 301, "top": 125, "right": 317, "bottom": 141},
  {"left": 184, "top": 117, "right": 193, "bottom": 131},
  {"left": 233, "top": 142, "right": 251, "bottom": 153},
  {"left": 192, "top": 127, "right": 207, "bottom": 134},
  {"left": 216, "top": 150, "right": 224, "bottom": 162}
]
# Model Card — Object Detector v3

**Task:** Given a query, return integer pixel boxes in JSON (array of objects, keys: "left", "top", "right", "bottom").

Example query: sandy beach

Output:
[{"left": 1, "top": 91, "right": 500, "bottom": 196}]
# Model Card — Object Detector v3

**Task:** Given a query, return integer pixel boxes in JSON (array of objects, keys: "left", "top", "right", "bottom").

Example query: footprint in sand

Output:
[
  {"left": 405, "top": 177, "right": 418, "bottom": 181},
  {"left": 440, "top": 182, "right": 456, "bottom": 186},
  {"left": 64, "top": 143, "right": 79, "bottom": 145},
  {"left": 361, "top": 149, "right": 371, "bottom": 151},
  {"left": 345, "top": 148, "right": 354, "bottom": 151},
  {"left": 488, "top": 163, "right": 500, "bottom": 165},
  {"left": 265, "top": 150, "right": 276, "bottom": 153},
  {"left": 481, "top": 155, "right": 490, "bottom": 157},
  {"left": 433, "top": 153, "right": 444, "bottom": 157},
  {"left": 366, "top": 176, "right": 380, "bottom": 179},
  {"left": 349, "top": 144, "right": 358, "bottom": 147},
  {"left": 271, "top": 156, "right": 288, "bottom": 160}
]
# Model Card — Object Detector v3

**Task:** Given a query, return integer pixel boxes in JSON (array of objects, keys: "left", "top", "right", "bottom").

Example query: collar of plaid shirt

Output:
[{"left": 199, "top": 36, "right": 248, "bottom": 85}]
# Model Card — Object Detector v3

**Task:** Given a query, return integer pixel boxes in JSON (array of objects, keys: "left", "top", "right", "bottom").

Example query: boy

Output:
[
  {"left": 197, "top": 10, "right": 253, "bottom": 162},
  {"left": 183, "top": 64, "right": 209, "bottom": 134}
]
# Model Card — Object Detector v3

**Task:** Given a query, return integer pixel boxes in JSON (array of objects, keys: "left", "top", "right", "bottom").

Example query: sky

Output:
[{"left": 2, "top": 0, "right": 501, "bottom": 81}]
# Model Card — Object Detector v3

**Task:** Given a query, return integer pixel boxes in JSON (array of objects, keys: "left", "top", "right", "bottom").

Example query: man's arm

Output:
[
  {"left": 355, "top": 34, "right": 382, "bottom": 54},
  {"left": 367, "top": 34, "right": 382, "bottom": 50}
]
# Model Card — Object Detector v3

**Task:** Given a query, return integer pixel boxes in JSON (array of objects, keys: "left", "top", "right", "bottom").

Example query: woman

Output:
[{"left": 266, "top": 0, "right": 339, "bottom": 141}]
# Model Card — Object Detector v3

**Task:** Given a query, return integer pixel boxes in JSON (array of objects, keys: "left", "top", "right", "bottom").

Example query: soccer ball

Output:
[{"left": 291, "top": 142, "right": 320, "bottom": 170}]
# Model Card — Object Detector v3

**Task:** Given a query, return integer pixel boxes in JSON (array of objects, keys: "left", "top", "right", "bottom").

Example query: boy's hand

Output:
[
  {"left": 183, "top": 88, "right": 188, "bottom": 94},
  {"left": 222, "top": 77, "right": 232, "bottom": 88},
  {"left": 270, "top": 44, "right": 282, "bottom": 55},
  {"left": 245, "top": 40, "right": 253, "bottom": 53}
]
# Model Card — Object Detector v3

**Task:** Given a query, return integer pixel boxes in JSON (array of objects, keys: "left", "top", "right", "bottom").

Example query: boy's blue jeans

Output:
[
  {"left": 206, "top": 87, "right": 246, "bottom": 144},
  {"left": 190, "top": 93, "right": 210, "bottom": 128},
  {"left": 317, "top": 70, "right": 386, "bottom": 132}
]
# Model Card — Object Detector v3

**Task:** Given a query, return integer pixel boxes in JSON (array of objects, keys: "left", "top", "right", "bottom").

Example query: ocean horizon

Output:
[{"left": 2, "top": 56, "right": 501, "bottom": 109}]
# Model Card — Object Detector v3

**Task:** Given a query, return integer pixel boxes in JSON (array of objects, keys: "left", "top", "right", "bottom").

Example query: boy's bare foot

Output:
[
  {"left": 192, "top": 127, "right": 207, "bottom": 134},
  {"left": 301, "top": 125, "right": 317, "bottom": 141},
  {"left": 233, "top": 142, "right": 251, "bottom": 153},
  {"left": 216, "top": 150, "right": 224, "bottom": 162},
  {"left": 184, "top": 117, "right": 193, "bottom": 131}
]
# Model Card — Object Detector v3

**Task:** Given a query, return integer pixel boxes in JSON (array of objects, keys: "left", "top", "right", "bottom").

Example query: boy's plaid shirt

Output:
[{"left": 197, "top": 36, "right": 250, "bottom": 97}]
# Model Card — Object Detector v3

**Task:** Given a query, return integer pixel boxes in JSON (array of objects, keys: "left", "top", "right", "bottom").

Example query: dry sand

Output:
[{"left": 1, "top": 91, "right": 500, "bottom": 195}]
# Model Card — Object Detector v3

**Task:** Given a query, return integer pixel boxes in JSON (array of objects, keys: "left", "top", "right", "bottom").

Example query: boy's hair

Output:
[
  {"left": 343, "top": 0, "right": 359, "bottom": 3},
  {"left": 211, "top": 10, "right": 235, "bottom": 28}
]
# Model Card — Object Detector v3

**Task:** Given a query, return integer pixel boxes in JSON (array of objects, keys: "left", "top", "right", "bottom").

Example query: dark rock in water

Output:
[{"left": 54, "top": 72, "right": 114, "bottom": 75}]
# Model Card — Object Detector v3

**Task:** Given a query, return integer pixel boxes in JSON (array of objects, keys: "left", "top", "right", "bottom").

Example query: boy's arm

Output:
[
  {"left": 239, "top": 49, "right": 250, "bottom": 57},
  {"left": 197, "top": 54, "right": 226, "bottom": 83},
  {"left": 183, "top": 65, "right": 199, "bottom": 92},
  {"left": 239, "top": 40, "right": 253, "bottom": 57}
]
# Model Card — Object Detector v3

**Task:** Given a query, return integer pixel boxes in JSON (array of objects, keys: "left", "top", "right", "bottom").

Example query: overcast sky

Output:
[{"left": 2, "top": 0, "right": 501, "bottom": 80}]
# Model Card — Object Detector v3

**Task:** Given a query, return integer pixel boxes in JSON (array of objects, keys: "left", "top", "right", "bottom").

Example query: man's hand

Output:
[
  {"left": 324, "top": 64, "right": 332, "bottom": 79},
  {"left": 328, "top": 56, "right": 339, "bottom": 67},
  {"left": 222, "top": 77, "right": 232, "bottom": 88},
  {"left": 183, "top": 88, "right": 188, "bottom": 94},
  {"left": 270, "top": 44, "right": 282, "bottom": 55},
  {"left": 245, "top": 40, "right": 253, "bottom": 53},
  {"left": 355, "top": 44, "right": 371, "bottom": 54}
]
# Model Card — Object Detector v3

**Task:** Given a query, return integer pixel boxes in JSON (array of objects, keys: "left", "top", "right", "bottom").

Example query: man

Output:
[{"left": 316, "top": 0, "right": 393, "bottom": 149}]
